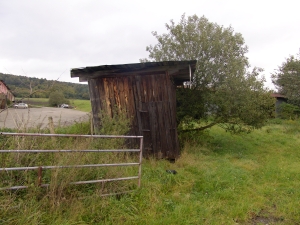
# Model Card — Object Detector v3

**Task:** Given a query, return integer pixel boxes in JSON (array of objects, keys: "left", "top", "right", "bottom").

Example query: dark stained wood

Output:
[
  {"left": 87, "top": 71, "right": 181, "bottom": 159},
  {"left": 88, "top": 79, "right": 101, "bottom": 128}
]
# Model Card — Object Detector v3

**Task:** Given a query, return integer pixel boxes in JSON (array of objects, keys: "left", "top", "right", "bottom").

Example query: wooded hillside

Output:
[{"left": 0, "top": 73, "right": 89, "bottom": 100}]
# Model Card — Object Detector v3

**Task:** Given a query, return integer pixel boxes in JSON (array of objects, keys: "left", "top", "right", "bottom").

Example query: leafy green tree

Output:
[
  {"left": 141, "top": 14, "right": 274, "bottom": 133},
  {"left": 48, "top": 91, "right": 69, "bottom": 107},
  {"left": 272, "top": 52, "right": 300, "bottom": 107}
]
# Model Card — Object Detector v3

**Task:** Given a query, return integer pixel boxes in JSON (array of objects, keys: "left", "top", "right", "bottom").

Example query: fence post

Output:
[
  {"left": 90, "top": 113, "right": 94, "bottom": 135},
  {"left": 37, "top": 166, "right": 42, "bottom": 187},
  {"left": 138, "top": 137, "right": 143, "bottom": 188}
]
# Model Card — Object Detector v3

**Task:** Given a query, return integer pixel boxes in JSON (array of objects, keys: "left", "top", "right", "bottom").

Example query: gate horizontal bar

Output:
[
  {"left": 1, "top": 163, "right": 139, "bottom": 171},
  {"left": 0, "top": 177, "right": 139, "bottom": 190},
  {"left": 0, "top": 149, "right": 140, "bottom": 153},
  {"left": 0, "top": 132, "right": 143, "bottom": 139}
]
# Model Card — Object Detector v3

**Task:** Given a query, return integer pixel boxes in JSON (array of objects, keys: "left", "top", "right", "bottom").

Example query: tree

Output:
[
  {"left": 48, "top": 91, "right": 69, "bottom": 107},
  {"left": 272, "top": 52, "right": 300, "bottom": 107},
  {"left": 141, "top": 14, "right": 274, "bottom": 133}
]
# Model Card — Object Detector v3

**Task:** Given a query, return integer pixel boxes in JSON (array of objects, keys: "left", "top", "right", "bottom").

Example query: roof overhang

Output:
[
  {"left": 271, "top": 93, "right": 287, "bottom": 99},
  {"left": 71, "top": 60, "right": 197, "bottom": 85}
]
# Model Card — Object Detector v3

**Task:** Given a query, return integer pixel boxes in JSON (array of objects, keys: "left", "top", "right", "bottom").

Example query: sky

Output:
[{"left": 1, "top": 0, "right": 299, "bottom": 90}]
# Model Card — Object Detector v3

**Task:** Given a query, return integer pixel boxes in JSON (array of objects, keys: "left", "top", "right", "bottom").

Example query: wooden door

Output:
[{"left": 135, "top": 73, "right": 180, "bottom": 159}]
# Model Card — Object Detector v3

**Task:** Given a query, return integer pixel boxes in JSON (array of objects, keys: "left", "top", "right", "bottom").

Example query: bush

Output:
[
  {"left": 279, "top": 103, "right": 300, "bottom": 119},
  {"left": 48, "top": 91, "right": 70, "bottom": 107}
]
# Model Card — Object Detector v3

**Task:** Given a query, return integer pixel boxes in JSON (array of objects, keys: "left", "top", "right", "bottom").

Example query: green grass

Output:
[
  {"left": 69, "top": 99, "right": 91, "bottom": 112},
  {"left": 1, "top": 119, "right": 300, "bottom": 224}
]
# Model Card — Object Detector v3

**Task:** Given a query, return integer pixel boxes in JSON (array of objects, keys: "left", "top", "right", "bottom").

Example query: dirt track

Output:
[{"left": 0, "top": 107, "right": 90, "bottom": 130}]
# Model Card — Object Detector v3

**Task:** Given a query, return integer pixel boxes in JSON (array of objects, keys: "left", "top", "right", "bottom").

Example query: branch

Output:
[{"left": 179, "top": 122, "right": 218, "bottom": 133}]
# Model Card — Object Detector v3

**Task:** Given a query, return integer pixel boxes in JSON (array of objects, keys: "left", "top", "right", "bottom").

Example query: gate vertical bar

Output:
[{"left": 138, "top": 137, "right": 143, "bottom": 188}]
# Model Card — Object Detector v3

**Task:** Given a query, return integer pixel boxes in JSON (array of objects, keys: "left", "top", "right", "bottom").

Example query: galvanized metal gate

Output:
[{"left": 0, "top": 132, "right": 143, "bottom": 196}]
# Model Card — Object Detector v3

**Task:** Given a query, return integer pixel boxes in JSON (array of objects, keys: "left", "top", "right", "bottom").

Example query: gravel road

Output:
[{"left": 0, "top": 107, "right": 90, "bottom": 130}]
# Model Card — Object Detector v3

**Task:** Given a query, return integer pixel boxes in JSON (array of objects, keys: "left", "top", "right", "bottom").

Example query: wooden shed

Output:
[{"left": 71, "top": 60, "right": 197, "bottom": 159}]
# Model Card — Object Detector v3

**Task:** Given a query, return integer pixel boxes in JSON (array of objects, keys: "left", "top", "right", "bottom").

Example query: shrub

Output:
[
  {"left": 279, "top": 103, "right": 300, "bottom": 119},
  {"left": 48, "top": 91, "right": 70, "bottom": 107}
]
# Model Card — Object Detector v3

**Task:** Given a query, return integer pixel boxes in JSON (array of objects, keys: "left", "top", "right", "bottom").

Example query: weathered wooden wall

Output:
[
  {"left": 88, "top": 72, "right": 180, "bottom": 159},
  {"left": 0, "top": 93, "right": 6, "bottom": 109}
]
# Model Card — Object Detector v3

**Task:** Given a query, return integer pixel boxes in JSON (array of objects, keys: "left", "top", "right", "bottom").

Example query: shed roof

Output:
[
  {"left": 71, "top": 60, "right": 197, "bottom": 85},
  {"left": 271, "top": 93, "right": 287, "bottom": 99}
]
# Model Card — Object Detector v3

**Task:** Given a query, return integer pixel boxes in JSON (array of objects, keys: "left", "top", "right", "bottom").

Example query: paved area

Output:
[{"left": 0, "top": 107, "right": 90, "bottom": 130}]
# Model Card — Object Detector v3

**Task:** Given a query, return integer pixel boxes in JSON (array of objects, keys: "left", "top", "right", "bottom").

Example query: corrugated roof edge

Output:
[{"left": 70, "top": 60, "right": 197, "bottom": 77}]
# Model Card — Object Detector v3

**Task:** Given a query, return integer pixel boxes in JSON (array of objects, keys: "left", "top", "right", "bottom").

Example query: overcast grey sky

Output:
[{"left": 1, "top": 0, "right": 299, "bottom": 89}]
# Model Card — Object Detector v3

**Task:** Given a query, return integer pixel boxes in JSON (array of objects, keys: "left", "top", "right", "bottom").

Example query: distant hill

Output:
[{"left": 0, "top": 73, "right": 89, "bottom": 100}]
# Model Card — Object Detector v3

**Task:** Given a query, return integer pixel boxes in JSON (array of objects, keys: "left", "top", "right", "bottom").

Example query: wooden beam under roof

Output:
[{"left": 71, "top": 60, "right": 197, "bottom": 84}]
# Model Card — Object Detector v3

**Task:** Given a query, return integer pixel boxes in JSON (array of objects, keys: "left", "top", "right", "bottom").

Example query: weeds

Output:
[
  {"left": 0, "top": 109, "right": 141, "bottom": 224},
  {"left": 1, "top": 118, "right": 300, "bottom": 224}
]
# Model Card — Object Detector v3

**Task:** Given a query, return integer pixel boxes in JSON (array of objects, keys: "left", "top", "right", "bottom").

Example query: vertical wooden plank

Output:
[
  {"left": 151, "top": 75, "right": 157, "bottom": 102},
  {"left": 121, "top": 77, "right": 127, "bottom": 114},
  {"left": 127, "top": 76, "right": 137, "bottom": 134},
  {"left": 148, "top": 75, "right": 154, "bottom": 102},
  {"left": 108, "top": 78, "right": 116, "bottom": 117},
  {"left": 156, "top": 101, "right": 167, "bottom": 158},
  {"left": 148, "top": 101, "right": 158, "bottom": 156},
  {"left": 133, "top": 75, "right": 143, "bottom": 136},
  {"left": 140, "top": 103, "right": 152, "bottom": 156},
  {"left": 139, "top": 75, "right": 145, "bottom": 103},
  {"left": 165, "top": 71, "right": 176, "bottom": 128},
  {"left": 158, "top": 74, "right": 165, "bottom": 102},
  {"left": 113, "top": 77, "right": 121, "bottom": 112},
  {"left": 121, "top": 76, "right": 137, "bottom": 148},
  {"left": 166, "top": 71, "right": 180, "bottom": 158},
  {"left": 103, "top": 78, "right": 112, "bottom": 117},
  {"left": 88, "top": 78, "right": 101, "bottom": 129},
  {"left": 162, "top": 101, "right": 172, "bottom": 158},
  {"left": 127, "top": 76, "right": 134, "bottom": 120}
]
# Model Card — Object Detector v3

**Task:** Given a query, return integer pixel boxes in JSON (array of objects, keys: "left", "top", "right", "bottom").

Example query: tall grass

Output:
[
  {"left": 0, "top": 112, "right": 136, "bottom": 225},
  {"left": 1, "top": 119, "right": 300, "bottom": 224}
]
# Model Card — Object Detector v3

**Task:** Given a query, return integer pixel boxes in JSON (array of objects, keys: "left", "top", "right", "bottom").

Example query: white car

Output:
[
  {"left": 61, "top": 104, "right": 69, "bottom": 108},
  {"left": 14, "top": 103, "right": 28, "bottom": 109}
]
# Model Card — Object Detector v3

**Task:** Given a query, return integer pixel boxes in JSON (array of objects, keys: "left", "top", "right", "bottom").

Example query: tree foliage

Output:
[
  {"left": 0, "top": 73, "right": 89, "bottom": 100},
  {"left": 272, "top": 52, "right": 300, "bottom": 107},
  {"left": 48, "top": 91, "right": 70, "bottom": 107},
  {"left": 142, "top": 14, "right": 274, "bottom": 133}
]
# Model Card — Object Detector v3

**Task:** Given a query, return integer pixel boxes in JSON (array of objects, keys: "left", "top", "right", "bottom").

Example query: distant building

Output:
[
  {"left": 271, "top": 93, "right": 287, "bottom": 115},
  {"left": 0, "top": 80, "right": 15, "bottom": 109}
]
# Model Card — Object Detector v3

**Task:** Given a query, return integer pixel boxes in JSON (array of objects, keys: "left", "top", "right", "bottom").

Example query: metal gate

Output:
[{"left": 0, "top": 132, "right": 143, "bottom": 196}]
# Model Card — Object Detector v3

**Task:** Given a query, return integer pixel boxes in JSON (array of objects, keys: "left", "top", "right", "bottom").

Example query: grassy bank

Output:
[
  {"left": 69, "top": 99, "right": 92, "bottom": 112},
  {"left": 1, "top": 119, "right": 300, "bottom": 224}
]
